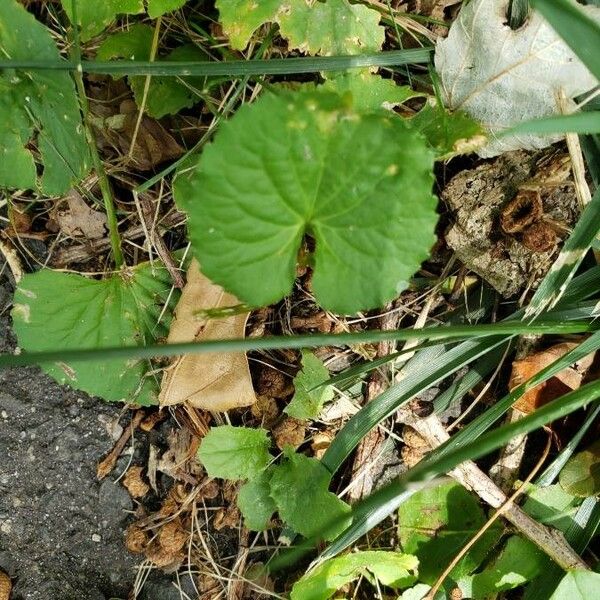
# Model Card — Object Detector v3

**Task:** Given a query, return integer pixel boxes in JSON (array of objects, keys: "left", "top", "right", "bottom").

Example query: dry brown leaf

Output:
[
  {"left": 272, "top": 417, "right": 306, "bottom": 450},
  {"left": 510, "top": 342, "right": 596, "bottom": 414},
  {"left": 50, "top": 190, "right": 107, "bottom": 239},
  {"left": 311, "top": 431, "right": 333, "bottom": 460},
  {"left": 0, "top": 570, "right": 11, "bottom": 600},
  {"left": 125, "top": 523, "right": 149, "bottom": 554},
  {"left": 145, "top": 539, "right": 184, "bottom": 568},
  {"left": 122, "top": 466, "right": 150, "bottom": 499},
  {"left": 159, "top": 258, "right": 257, "bottom": 411},
  {"left": 158, "top": 518, "right": 188, "bottom": 554}
]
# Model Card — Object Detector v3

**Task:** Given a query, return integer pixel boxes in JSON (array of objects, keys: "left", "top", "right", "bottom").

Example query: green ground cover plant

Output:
[{"left": 1, "top": 0, "right": 600, "bottom": 598}]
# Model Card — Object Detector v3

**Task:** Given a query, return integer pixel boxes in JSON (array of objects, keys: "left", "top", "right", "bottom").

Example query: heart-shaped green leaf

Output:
[
  {"left": 174, "top": 89, "right": 436, "bottom": 313},
  {"left": 11, "top": 263, "right": 176, "bottom": 405}
]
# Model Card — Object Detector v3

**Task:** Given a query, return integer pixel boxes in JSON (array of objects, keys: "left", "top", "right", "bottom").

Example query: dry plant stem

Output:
[
  {"left": 96, "top": 409, "right": 145, "bottom": 479},
  {"left": 427, "top": 435, "right": 552, "bottom": 600},
  {"left": 348, "top": 303, "right": 401, "bottom": 502},
  {"left": 0, "top": 233, "right": 23, "bottom": 283},
  {"left": 227, "top": 527, "right": 250, "bottom": 600},
  {"left": 397, "top": 408, "right": 589, "bottom": 571},
  {"left": 136, "top": 193, "right": 184, "bottom": 288},
  {"left": 128, "top": 17, "right": 162, "bottom": 160}
]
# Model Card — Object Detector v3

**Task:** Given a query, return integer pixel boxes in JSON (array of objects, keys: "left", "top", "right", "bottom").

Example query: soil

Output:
[{"left": 0, "top": 273, "right": 192, "bottom": 600}]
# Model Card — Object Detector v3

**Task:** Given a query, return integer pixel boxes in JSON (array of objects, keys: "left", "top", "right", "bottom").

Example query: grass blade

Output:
[
  {"left": 508, "top": 0, "right": 530, "bottom": 28},
  {"left": 1, "top": 318, "right": 597, "bottom": 370},
  {"left": 0, "top": 48, "right": 433, "bottom": 77},
  {"left": 531, "top": 0, "right": 600, "bottom": 81},
  {"left": 503, "top": 112, "right": 600, "bottom": 136}
]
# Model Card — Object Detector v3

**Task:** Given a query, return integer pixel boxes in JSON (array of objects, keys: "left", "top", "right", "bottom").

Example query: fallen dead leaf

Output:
[
  {"left": 122, "top": 466, "right": 150, "bottom": 499},
  {"left": 510, "top": 342, "right": 596, "bottom": 414},
  {"left": 251, "top": 395, "right": 280, "bottom": 428},
  {"left": 157, "top": 518, "right": 188, "bottom": 554},
  {"left": 272, "top": 417, "right": 306, "bottom": 450},
  {"left": 311, "top": 431, "right": 333, "bottom": 459},
  {"left": 159, "top": 258, "right": 257, "bottom": 411},
  {"left": 125, "top": 523, "right": 149, "bottom": 554},
  {"left": 0, "top": 570, "right": 11, "bottom": 600},
  {"left": 50, "top": 190, "right": 107, "bottom": 239}
]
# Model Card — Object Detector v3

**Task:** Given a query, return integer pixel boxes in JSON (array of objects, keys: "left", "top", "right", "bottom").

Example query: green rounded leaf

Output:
[
  {"left": 559, "top": 440, "right": 600, "bottom": 497},
  {"left": 549, "top": 570, "right": 600, "bottom": 600},
  {"left": 269, "top": 451, "right": 350, "bottom": 540},
  {"left": 237, "top": 470, "right": 276, "bottom": 530},
  {"left": 291, "top": 551, "right": 418, "bottom": 600},
  {"left": 11, "top": 263, "right": 175, "bottom": 405},
  {"left": 197, "top": 426, "right": 272, "bottom": 480},
  {"left": 174, "top": 89, "right": 436, "bottom": 313}
]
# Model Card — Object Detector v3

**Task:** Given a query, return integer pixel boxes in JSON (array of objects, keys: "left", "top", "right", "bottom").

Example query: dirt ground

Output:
[{"left": 0, "top": 273, "right": 195, "bottom": 600}]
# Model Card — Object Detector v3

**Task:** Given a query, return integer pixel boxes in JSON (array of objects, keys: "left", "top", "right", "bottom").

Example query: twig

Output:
[
  {"left": 397, "top": 408, "right": 589, "bottom": 571},
  {"left": 427, "top": 433, "right": 551, "bottom": 599},
  {"left": 0, "top": 232, "right": 24, "bottom": 283}
]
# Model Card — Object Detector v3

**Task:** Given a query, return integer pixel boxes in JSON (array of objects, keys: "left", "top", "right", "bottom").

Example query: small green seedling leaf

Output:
[
  {"left": 398, "top": 481, "right": 501, "bottom": 583},
  {"left": 458, "top": 536, "right": 546, "bottom": 599},
  {"left": 97, "top": 26, "right": 216, "bottom": 118},
  {"left": 323, "top": 70, "right": 421, "bottom": 112},
  {"left": 559, "top": 440, "right": 600, "bottom": 497},
  {"left": 216, "top": 0, "right": 384, "bottom": 53},
  {"left": 269, "top": 451, "right": 350, "bottom": 540},
  {"left": 410, "top": 99, "right": 485, "bottom": 159},
  {"left": 147, "top": 0, "right": 188, "bottom": 18},
  {"left": 549, "top": 571, "right": 600, "bottom": 600},
  {"left": 237, "top": 470, "right": 276, "bottom": 530},
  {"left": 0, "top": 0, "right": 90, "bottom": 194},
  {"left": 174, "top": 88, "right": 436, "bottom": 314},
  {"left": 198, "top": 426, "right": 272, "bottom": 480},
  {"left": 11, "top": 263, "right": 175, "bottom": 405},
  {"left": 60, "top": 0, "right": 144, "bottom": 41},
  {"left": 285, "top": 350, "right": 333, "bottom": 420},
  {"left": 290, "top": 551, "right": 418, "bottom": 600}
]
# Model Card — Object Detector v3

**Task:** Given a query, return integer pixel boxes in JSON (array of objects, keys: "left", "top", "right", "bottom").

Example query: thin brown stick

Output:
[
  {"left": 397, "top": 408, "right": 589, "bottom": 572},
  {"left": 427, "top": 435, "right": 552, "bottom": 599}
]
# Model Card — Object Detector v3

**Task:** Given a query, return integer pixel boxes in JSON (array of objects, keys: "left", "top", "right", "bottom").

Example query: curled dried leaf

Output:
[
  {"left": 159, "top": 259, "right": 257, "bottom": 411},
  {"left": 50, "top": 190, "right": 107, "bottom": 240},
  {"left": 122, "top": 466, "right": 150, "bottom": 499},
  {"left": 0, "top": 570, "right": 11, "bottom": 600},
  {"left": 145, "top": 539, "right": 184, "bottom": 568},
  {"left": 510, "top": 342, "right": 596, "bottom": 414},
  {"left": 273, "top": 417, "right": 306, "bottom": 451},
  {"left": 125, "top": 524, "right": 149, "bottom": 554},
  {"left": 158, "top": 518, "right": 188, "bottom": 554}
]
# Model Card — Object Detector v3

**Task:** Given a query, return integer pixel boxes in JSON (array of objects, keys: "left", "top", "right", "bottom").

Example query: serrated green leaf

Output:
[
  {"left": 11, "top": 263, "right": 174, "bottom": 405},
  {"left": 291, "top": 551, "right": 418, "bottom": 600},
  {"left": 269, "top": 451, "right": 350, "bottom": 540},
  {"left": 60, "top": 0, "right": 144, "bottom": 41},
  {"left": 174, "top": 89, "right": 436, "bottom": 314},
  {"left": 323, "top": 70, "right": 421, "bottom": 112},
  {"left": 0, "top": 0, "right": 90, "bottom": 194},
  {"left": 410, "top": 99, "right": 485, "bottom": 159},
  {"left": 559, "top": 440, "right": 600, "bottom": 498},
  {"left": 147, "top": 0, "right": 188, "bottom": 18},
  {"left": 198, "top": 426, "right": 272, "bottom": 480},
  {"left": 549, "top": 571, "right": 600, "bottom": 600},
  {"left": 97, "top": 27, "right": 217, "bottom": 118},
  {"left": 237, "top": 470, "right": 276, "bottom": 530},
  {"left": 216, "top": 0, "right": 384, "bottom": 53},
  {"left": 458, "top": 536, "right": 546, "bottom": 599},
  {"left": 285, "top": 350, "right": 334, "bottom": 420},
  {"left": 397, "top": 481, "right": 501, "bottom": 584}
]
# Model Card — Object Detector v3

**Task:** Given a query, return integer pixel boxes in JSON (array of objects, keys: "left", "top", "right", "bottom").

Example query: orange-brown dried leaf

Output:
[
  {"left": 145, "top": 540, "right": 184, "bottom": 568},
  {"left": 251, "top": 395, "right": 280, "bottom": 428},
  {"left": 510, "top": 342, "right": 596, "bottom": 414},
  {"left": 158, "top": 518, "right": 188, "bottom": 553},
  {"left": 122, "top": 466, "right": 150, "bottom": 499},
  {"left": 311, "top": 431, "right": 334, "bottom": 459},
  {"left": 273, "top": 417, "right": 306, "bottom": 450},
  {"left": 0, "top": 570, "right": 11, "bottom": 600},
  {"left": 213, "top": 505, "right": 240, "bottom": 530},
  {"left": 50, "top": 190, "right": 107, "bottom": 240},
  {"left": 125, "top": 524, "right": 149, "bottom": 554},
  {"left": 159, "top": 259, "right": 257, "bottom": 411}
]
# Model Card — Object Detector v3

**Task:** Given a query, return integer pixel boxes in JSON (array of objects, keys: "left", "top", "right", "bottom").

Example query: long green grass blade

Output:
[
  {"left": 0, "top": 48, "right": 432, "bottom": 77},
  {"left": 526, "top": 186, "right": 600, "bottom": 316},
  {"left": 504, "top": 112, "right": 600, "bottom": 136},
  {"left": 1, "top": 318, "right": 596, "bottom": 370},
  {"left": 531, "top": 0, "right": 600, "bottom": 81},
  {"left": 508, "top": 0, "right": 530, "bottom": 28}
]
